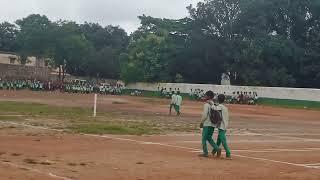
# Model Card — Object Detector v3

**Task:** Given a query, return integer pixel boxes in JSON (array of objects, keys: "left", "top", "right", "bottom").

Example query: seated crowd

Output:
[
  {"left": 157, "top": 86, "right": 259, "bottom": 105},
  {"left": 0, "top": 79, "right": 125, "bottom": 95}
]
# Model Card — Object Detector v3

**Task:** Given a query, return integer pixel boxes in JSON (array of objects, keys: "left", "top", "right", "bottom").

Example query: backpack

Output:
[{"left": 208, "top": 102, "right": 223, "bottom": 127}]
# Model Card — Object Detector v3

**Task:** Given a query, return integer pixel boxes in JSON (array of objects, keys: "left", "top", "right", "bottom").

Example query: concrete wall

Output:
[
  {"left": 0, "top": 53, "right": 37, "bottom": 66},
  {"left": 0, "top": 63, "right": 50, "bottom": 80},
  {"left": 127, "top": 82, "right": 320, "bottom": 102}
]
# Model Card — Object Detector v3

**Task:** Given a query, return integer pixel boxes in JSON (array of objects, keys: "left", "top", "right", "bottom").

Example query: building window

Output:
[{"left": 9, "top": 57, "right": 16, "bottom": 64}]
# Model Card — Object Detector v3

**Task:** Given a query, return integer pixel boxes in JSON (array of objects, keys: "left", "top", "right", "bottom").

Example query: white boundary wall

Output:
[{"left": 127, "top": 82, "right": 320, "bottom": 102}]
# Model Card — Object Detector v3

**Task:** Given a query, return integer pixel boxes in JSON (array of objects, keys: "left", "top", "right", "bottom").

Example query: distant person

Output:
[
  {"left": 231, "top": 92, "right": 237, "bottom": 104},
  {"left": 212, "top": 94, "right": 232, "bottom": 160},
  {"left": 239, "top": 92, "right": 244, "bottom": 104},
  {"left": 244, "top": 92, "right": 249, "bottom": 104},
  {"left": 169, "top": 91, "right": 177, "bottom": 115},
  {"left": 174, "top": 91, "right": 183, "bottom": 116},
  {"left": 199, "top": 91, "right": 221, "bottom": 158}
]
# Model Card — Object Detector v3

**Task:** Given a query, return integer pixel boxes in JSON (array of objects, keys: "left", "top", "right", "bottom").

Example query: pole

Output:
[{"left": 93, "top": 94, "right": 97, "bottom": 117}]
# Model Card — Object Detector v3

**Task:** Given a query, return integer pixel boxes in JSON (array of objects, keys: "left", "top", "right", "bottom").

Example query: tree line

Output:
[
  {"left": 0, "top": 0, "right": 319, "bottom": 88},
  {"left": 0, "top": 15, "right": 128, "bottom": 80}
]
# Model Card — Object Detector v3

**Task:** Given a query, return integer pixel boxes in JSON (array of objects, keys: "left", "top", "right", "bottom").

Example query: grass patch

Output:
[
  {"left": 0, "top": 115, "right": 23, "bottom": 121},
  {"left": 257, "top": 98, "right": 320, "bottom": 110},
  {"left": 69, "top": 122, "right": 156, "bottom": 135},
  {"left": 0, "top": 101, "right": 91, "bottom": 119},
  {"left": 0, "top": 101, "right": 197, "bottom": 135},
  {"left": 123, "top": 89, "right": 190, "bottom": 99}
]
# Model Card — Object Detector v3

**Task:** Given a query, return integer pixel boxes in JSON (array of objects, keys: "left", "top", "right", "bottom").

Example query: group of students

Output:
[
  {"left": 0, "top": 79, "right": 126, "bottom": 95},
  {"left": 64, "top": 82, "right": 95, "bottom": 94},
  {"left": 199, "top": 91, "right": 231, "bottom": 159},
  {"left": 169, "top": 89, "right": 231, "bottom": 159},
  {"left": 229, "top": 91, "right": 258, "bottom": 105},
  {"left": 0, "top": 79, "right": 59, "bottom": 91},
  {"left": 189, "top": 89, "right": 205, "bottom": 100},
  {"left": 99, "top": 84, "right": 125, "bottom": 95},
  {"left": 188, "top": 89, "right": 259, "bottom": 105},
  {"left": 158, "top": 87, "right": 181, "bottom": 99},
  {"left": 169, "top": 91, "right": 183, "bottom": 116}
]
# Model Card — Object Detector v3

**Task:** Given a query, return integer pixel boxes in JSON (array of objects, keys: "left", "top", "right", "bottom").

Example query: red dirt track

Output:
[{"left": 0, "top": 90, "right": 319, "bottom": 180}]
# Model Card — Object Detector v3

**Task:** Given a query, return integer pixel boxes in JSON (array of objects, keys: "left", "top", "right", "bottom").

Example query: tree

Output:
[
  {"left": 0, "top": 22, "right": 18, "bottom": 52},
  {"left": 49, "top": 21, "right": 94, "bottom": 79},
  {"left": 184, "top": 0, "right": 243, "bottom": 83},
  {"left": 80, "top": 23, "right": 129, "bottom": 79},
  {"left": 88, "top": 47, "right": 121, "bottom": 79},
  {"left": 121, "top": 33, "right": 174, "bottom": 83},
  {"left": 15, "top": 14, "right": 52, "bottom": 60}
]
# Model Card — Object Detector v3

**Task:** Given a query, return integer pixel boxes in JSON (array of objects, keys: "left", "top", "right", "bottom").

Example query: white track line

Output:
[
  {"left": 156, "top": 133, "right": 320, "bottom": 137},
  {"left": 178, "top": 140, "right": 320, "bottom": 143},
  {"left": 233, "top": 154, "right": 316, "bottom": 169},
  {"left": 1, "top": 121, "right": 319, "bottom": 170},
  {"left": 191, "top": 148, "right": 320, "bottom": 153},
  {"left": 84, "top": 135, "right": 319, "bottom": 169},
  {"left": 303, "top": 163, "right": 320, "bottom": 166},
  {"left": 1, "top": 161, "right": 72, "bottom": 180}
]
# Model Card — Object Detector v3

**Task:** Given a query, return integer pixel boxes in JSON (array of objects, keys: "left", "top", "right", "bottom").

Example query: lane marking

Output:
[
  {"left": 178, "top": 140, "right": 320, "bottom": 143},
  {"left": 303, "top": 163, "right": 320, "bottom": 166},
  {"left": 1, "top": 121, "right": 319, "bottom": 170},
  {"left": 233, "top": 154, "right": 316, "bottom": 169},
  {"left": 85, "top": 135, "right": 320, "bottom": 169},
  {"left": 191, "top": 148, "right": 320, "bottom": 153},
  {"left": 1, "top": 161, "right": 72, "bottom": 180}
]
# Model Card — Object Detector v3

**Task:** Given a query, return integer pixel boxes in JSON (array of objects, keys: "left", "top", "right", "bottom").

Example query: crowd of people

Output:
[
  {"left": 158, "top": 87, "right": 181, "bottom": 99},
  {"left": 189, "top": 90, "right": 259, "bottom": 105},
  {"left": 0, "top": 79, "right": 258, "bottom": 105},
  {"left": 227, "top": 91, "right": 259, "bottom": 105},
  {"left": 0, "top": 79, "right": 126, "bottom": 95},
  {"left": 0, "top": 79, "right": 62, "bottom": 91},
  {"left": 189, "top": 89, "right": 205, "bottom": 100},
  {"left": 157, "top": 86, "right": 259, "bottom": 105}
]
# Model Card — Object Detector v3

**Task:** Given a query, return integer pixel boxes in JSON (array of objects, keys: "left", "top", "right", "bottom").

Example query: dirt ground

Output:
[{"left": 0, "top": 90, "right": 319, "bottom": 180}]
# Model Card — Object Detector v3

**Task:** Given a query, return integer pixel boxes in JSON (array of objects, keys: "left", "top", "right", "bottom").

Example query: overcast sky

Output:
[{"left": 0, "top": 0, "right": 201, "bottom": 33}]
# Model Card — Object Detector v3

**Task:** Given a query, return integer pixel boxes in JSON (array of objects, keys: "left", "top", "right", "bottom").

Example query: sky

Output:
[{"left": 0, "top": 0, "right": 201, "bottom": 33}]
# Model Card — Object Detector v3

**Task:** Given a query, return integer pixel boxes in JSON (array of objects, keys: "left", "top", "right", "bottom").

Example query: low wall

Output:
[
  {"left": 127, "top": 82, "right": 320, "bottom": 102},
  {"left": 0, "top": 63, "right": 50, "bottom": 80}
]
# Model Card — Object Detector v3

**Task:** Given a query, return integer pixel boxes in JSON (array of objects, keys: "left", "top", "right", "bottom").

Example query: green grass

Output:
[
  {"left": 125, "top": 89, "right": 320, "bottom": 110},
  {"left": 0, "top": 101, "right": 91, "bottom": 119},
  {"left": 0, "top": 101, "right": 159, "bottom": 135},
  {"left": 0, "top": 115, "right": 23, "bottom": 121},
  {"left": 123, "top": 89, "right": 190, "bottom": 99},
  {"left": 257, "top": 98, "right": 320, "bottom": 109}
]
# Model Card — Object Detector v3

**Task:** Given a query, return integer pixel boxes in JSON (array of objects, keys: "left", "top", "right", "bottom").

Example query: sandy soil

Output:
[{"left": 0, "top": 90, "right": 319, "bottom": 180}]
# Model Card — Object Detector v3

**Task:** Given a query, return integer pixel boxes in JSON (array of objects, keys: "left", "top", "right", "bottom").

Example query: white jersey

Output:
[
  {"left": 176, "top": 95, "right": 183, "bottom": 106},
  {"left": 171, "top": 94, "right": 177, "bottom": 104}
]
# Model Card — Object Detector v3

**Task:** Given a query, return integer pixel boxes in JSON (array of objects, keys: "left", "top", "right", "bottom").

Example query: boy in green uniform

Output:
[
  {"left": 175, "top": 91, "right": 182, "bottom": 115},
  {"left": 213, "top": 94, "right": 232, "bottom": 159},
  {"left": 199, "top": 91, "right": 221, "bottom": 157},
  {"left": 169, "top": 91, "right": 177, "bottom": 115}
]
